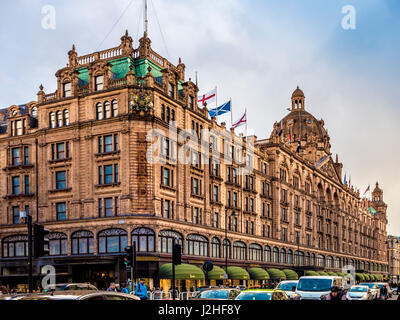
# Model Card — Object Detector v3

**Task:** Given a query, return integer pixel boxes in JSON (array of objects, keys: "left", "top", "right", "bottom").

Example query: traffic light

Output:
[
  {"left": 172, "top": 243, "right": 181, "bottom": 265},
  {"left": 33, "top": 224, "right": 50, "bottom": 258},
  {"left": 124, "top": 246, "right": 134, "bottom": 267}
]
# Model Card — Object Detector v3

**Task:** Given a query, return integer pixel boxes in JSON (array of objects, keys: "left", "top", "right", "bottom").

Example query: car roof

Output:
[
  {"left": 299, "top": 276, "right": 338, "bottom": 279},
  {"left": 19, "top": 291, "right": 139, "bottom": 300},
  {"left": 279, "top": 280, "right": 298, "bottom": 283},
  {"left": 241, "top": 289, "right": 284, "bottom": 292}
]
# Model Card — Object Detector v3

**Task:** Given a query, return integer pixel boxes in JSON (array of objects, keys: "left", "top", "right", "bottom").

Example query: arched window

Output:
[
  {"left": 280, "top": 248, "right": 287, "bottom": 264},
  {"left": 158, "top": 230, "right": 183, "bottom": 253},
  {"left": 316, "top": 254, "right": 325, "bottom": 267},
  {"left": 327, "top": 256, "right": 334, "bottom": 268},
  {"left": 2, "top": 235, "right": 28, "bottom": 257},
  {"left": 50, "top": 112, "right": 56, "bottom": 128},
  {"left": 72, "top": 230, "right": 94, "bottom": 255},
  {"left": 211, "top": 237, "right": 220, "bottom": 258},
  {"left": 233, "top": 241, "right": 246, "bottom": 260},
  {"left": 222, "top": 239, "right": 231, "bottom": 259},
  {"left": 132, "top": 228, "right": 155, "bottom": 252},
  {"left": 311, "top": 253, "right": 316, "bottom": 266},
  {"left": 98, "top": 228, "right": 127, "bottom": 253},
  {"left": 49, "top": 232, "right": 67, "bottom": 256},
  {"left": 273, "top": 247, "right": 279, "bottom": 263},
  {"left": 111, "top": 100, "right": 118, "bottom": 117},
  {"left": 287, "top": 249, "right": 293, "bottom": 264},
  {"left": 186, "top": 234, "right": 208, "bottom": 257},
  {"left": 56, "top": 110, "right": 62, "bottom": 127},
  {"left": 104, "top": 101, "right": 111, "bottom": 118},
  {"left": 264, "top": 246, "right": 271, "bottom": 262},
  {"left": 249, "top": 243, "right": 262, "bottom": 261},
  {"left": 63, "top": 109, "right": 69, "bottom": 126},
  {"left": 96, "top": 103, "right": 103, "bottom": 120},
  {"left": 305, "top": 252, "right": 310, "bottom": 266}
]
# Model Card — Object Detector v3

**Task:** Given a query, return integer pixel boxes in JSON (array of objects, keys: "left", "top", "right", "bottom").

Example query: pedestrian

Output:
[
  {"left": 325, "top": 286, "right": 347, "bottom": 300},
  {"left": 0, "top": 285, "right": 8, "bottom": 294},
  {"left": 107, "top": 282, "right": 118, "bottom": 292},
  {"left": 120, "top": 283, "right": 130, "bottom": 294},
  {"left": 380, "top": 284, "right": 388, "bottom": 300},
  {"left": 135, "top": 278, "right": 149, "bottom": 300}
]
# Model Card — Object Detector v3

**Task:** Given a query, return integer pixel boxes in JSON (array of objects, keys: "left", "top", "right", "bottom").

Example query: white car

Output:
[
  {"left": 359, "top": 283, "right": 380, "bottom": 300},
  {"left": 276, "top": 280, "right": 298, "bottom": 299},
  {"left": 293, "top": 276, "right": 343, "bottom": 300},
  {"left": 346, "top": 285, "right": 372, "bottom": 300}
]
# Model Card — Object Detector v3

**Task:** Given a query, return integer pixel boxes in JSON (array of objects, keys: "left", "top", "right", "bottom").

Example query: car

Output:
[
  {"left": 359, "top": 283, "right": 380, "bottom": 300},
  {"left": 192, "top": 288, "right": 240, "bottom": 300},
  {"left": 235, "top": 289, "right": 289, "bottom": 301},
  {"left": 375, "top": 283, "right": 392, "bottom": 298},
  {"left": 294, "top": 276, "right": 343, "bottom": 300},
  {"left": 46, "top": 283, "right": 98, "bottom": 291},
  {"left": 346, "top": 285, "right": 372, "bottom": 300},
  {"left": 17, "top": 290, "right": 140, "bottom": 300},
  {"left": 276, "top": 280, "right": 298, "bottom": 299}
]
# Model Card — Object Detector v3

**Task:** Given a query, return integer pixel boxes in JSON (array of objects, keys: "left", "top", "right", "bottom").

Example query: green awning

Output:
[
  {"left": 318, "top": 271, "right": 329, "bottom": 276},
  {"left": 305, "top": 270, "right": 319, "bottom": 276},
  {"left": 356, "top": 273, "right": 365, "bottom": 281},
  {"left": 327, "top": 272, "right": 337, "bottom": 276},
  {"left": 204, "top": 265, "right": 226, "bottom": 280},
  {"left": 159, "top": 263, "right": 205, "bottom": 280},
  {"left": 227, "top": 266, "right": 250, "bottom": 280},
  {"left": 282, "top": 269, "right": 298, "bottom": 280},
  {"left": 248, "top": 267, "right": 270, "bottom": 280},
  {"left": 267, "top": 268, "right": 287, "bottom": 280},
  {"left": 363, "top": 274, "right": 370, "bottom": 281}
]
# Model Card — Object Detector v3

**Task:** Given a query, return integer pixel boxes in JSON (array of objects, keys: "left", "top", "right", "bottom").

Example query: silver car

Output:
[
  {"left": 17, "top": 291, "right": 140, "bottom": 300},
  {"left": 346, "top": 285, "right": 372, "bottom": 300},
  {"left": 276, "top": 280, "right": 298, "bottom": 299},
  {"left": 359, "top": 283, "right": 380, "bottom": 300}
]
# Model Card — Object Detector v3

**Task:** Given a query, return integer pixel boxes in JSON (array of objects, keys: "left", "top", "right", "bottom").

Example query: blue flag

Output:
[{"left": 208, "top": 100, "right": 231, "bottom": 117}]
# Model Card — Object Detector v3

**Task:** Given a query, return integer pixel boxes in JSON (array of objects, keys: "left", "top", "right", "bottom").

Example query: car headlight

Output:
[
  {"left": 362, "top": 294, "right": 368, "bottom": 299},
  {"left": 346, "top": 294, "right": 350, "bottom": 299}
]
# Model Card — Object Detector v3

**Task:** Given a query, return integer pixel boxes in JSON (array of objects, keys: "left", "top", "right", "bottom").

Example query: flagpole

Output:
[
  {"left": 230, "top": 97, "right": 233, "bottom": 127},
  {"left": 245, "top": 107, "right": 247, "bottom": 138},
  {"left": 215, "top": 86, "right": 218, "bottom": 112}
]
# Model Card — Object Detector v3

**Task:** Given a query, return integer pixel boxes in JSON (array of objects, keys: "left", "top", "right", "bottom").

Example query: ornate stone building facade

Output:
[
  {"left": 387, "top": 235, "right": 400, "bottom": 283},
  {"left": 0, "top": 31, "right": 389, "bottom": 290}
]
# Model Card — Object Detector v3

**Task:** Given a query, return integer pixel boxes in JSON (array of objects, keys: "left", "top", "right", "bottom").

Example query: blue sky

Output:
[{"left": 0, "top": 0, "right": 399, "bottom": 234}]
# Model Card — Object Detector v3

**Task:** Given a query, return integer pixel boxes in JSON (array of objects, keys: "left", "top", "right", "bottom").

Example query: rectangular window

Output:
[
  {"left": 24, "top": 146, "right": 29, "bottom": 164},
  {"left": 24, "top": 175, "right": 29, "bottom": 194},
  {"left": 267, "top": 203, "right": 270, "bottom": 217},
  {"left": 104, "top": 198, "right": 113, "bottom": 217},
  {"left": 95, "top": 75, "right": 104, "bottom": 91},
  {"left": 192, "top": 178, "right": 199, "bottom": 195},
  {"left": 13, "top": 206, "right": 20, "bottom": 224},
  {"left": 233, "top": 192, "right": 238, "bottom": 207},
  {"left": 250, "top": 222, "right": 254, "bottom": 235},
  {"left": 115, "top": 197, "right": 119, "bottom": 215},
  {"left": 56, "top": 171, "right": 66, "bottom": 189},
  {"left": 213, "top": 186, "right": 218, "bottom": 202},
  {"left": 114, "top": 164, "right": 118, "bottom": 183},
  {"left": 193, "top": 207, "right": 199, "bottom": 224},
  {"left": 164, "top": 200, "right": 170, "bottom": 218},
  {"left": 163, "top": 167, "right": 170, "bottom": 186},
  {"left": 12, "top": 176, "right": 20, "bottom": 195},
  {"left": 56, "top": 202, "right": 66, "bottom": 221},
  {"left": 15, "top": 120, "right": 23, "bottom": 136},
  {"left": 12, "top": 148, "right": 20, "bottom": 166},
  {"left": 104, "top": 165, "right": 113, "bottom": 184},
  {"left": 213, "top": 213, "right": 218, "bottom": 228},
  {"left": 98, "top": 166, "right": 103, "bottom": 184},
  {"left": 56, "top": 143, "right": 65, "bottom": 159},
  {"left": 63, "top": 82, "right": 71, "bottom": 97},
  {"left": 104, "top": 135, "right": 113, "bottom": 152},
  {"left": 169, "top": 83, "right": 175, "bottom": 98},
  {"left": 282, "top": 228, "right": 287, "bottom": 241},
  {"left": 98, "top": 198, "right": 103, "bottom": 217}
]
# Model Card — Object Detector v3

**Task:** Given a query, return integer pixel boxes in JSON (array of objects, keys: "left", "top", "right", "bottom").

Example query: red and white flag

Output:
[
  {"left": 232, "top": 110, "right": 247, "bottom": 128},
  {"left": 363, "top": 184, "right": 370, "bottom": 195},
  {"left": 197, "top": 88, "right": 216, "bottom": 107}
]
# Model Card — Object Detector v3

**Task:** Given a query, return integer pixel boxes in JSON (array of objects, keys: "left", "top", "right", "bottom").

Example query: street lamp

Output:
[{"left": 224, "top": 210, "right": 236, "bottom": 286}]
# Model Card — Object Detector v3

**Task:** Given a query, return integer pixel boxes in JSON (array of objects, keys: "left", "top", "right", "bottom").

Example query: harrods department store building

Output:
[{"left": 0, "top": 31, "right": 389, "bottom": 290}]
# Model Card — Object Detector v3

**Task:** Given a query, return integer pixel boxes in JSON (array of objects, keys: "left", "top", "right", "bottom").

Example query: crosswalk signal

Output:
[
  {"left": 124, "top": 246, "right": 134, "bottom": 267},
  {"left": 172, "top": 243, "right": 182, "bottom": 265},
  {"left": 33, "top": 224, "right": 50, "bottom": 258}
]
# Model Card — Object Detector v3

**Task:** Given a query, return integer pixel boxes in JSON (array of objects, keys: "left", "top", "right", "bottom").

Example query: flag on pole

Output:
[
  {"left": 296, "top": 136, "right": 301, "bottom": 154},
  {"left": 197, "top": 88, "right": 216, "bottom": 107},
  {"left": 363, "top": 185, "right": 370, "bottom": 195},
  {"left": 289, "top": 127, "right": 292, "bottom": 144},
  {"left": 232, "top": 110, "right": 247, "bottom": 129},
  {"left": 343, "top": 173, "right": 347, "bottom": 185},
  {"left": 348, "top": 175, "right": 351, "bottom": 188},
  {"left": 208, "top": 100, "right": 231, "bottom": 117},
  {"left": 278, "top": 121, "right": 283, "bottom": 136}
]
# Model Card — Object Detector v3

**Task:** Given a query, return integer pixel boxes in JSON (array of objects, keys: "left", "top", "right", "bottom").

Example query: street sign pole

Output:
[
  {"left": 27, "top": 214, "right": 33, "bottom": 293},
  {"left": 132, "top": 242, "right": 136, "bottom": 289},
  {"left": 172, "top": 238, "right": 176, "bottom": 301}
]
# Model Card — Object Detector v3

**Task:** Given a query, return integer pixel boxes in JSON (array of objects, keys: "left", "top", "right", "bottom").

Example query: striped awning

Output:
[
  {"left": 159, "top": 263, "right": 205, "bottom": 280},
  {"left": 248, "top": 267, "right": 270, "bottom": 280}
]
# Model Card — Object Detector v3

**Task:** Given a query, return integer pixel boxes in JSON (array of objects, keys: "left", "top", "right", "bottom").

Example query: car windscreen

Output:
[
  {"left": 359, "top": 283, "right": 375, "bottom": 289},
  {"left": 278, "top": 282, "right": 297, "bottom": 291},
  {"left": 198, "top": 290, "right": 229, "bottom": 299},
  {"left": 350, "top": 287, "right": 367, "bottom": 292},
  {"left": 235, "top": 292, "right": 272, "bottom": 300},
  {"left": 297, "top": 278, "right": 332, "bottom": 292}
]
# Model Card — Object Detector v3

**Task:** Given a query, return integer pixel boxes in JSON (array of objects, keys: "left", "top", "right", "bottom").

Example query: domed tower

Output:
[{"left": 270, "top": 86, "right": 333, "bottom": 165}]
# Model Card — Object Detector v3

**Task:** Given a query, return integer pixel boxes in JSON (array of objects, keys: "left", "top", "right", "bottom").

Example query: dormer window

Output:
[
  {"left": 95, "top": 75, "right": 104, "bottom": 91},
  {"left": 10, "top": 119, "right": 25, "bottom": 136},
  {"left": 31, "top": 106, "right": 38, "bottom": 118},
  {"left": 168, "top": 83, "right": 175, "bottom": 98},
  {"left": 63, "top": 82, "right": 71, "bottom": 97}
]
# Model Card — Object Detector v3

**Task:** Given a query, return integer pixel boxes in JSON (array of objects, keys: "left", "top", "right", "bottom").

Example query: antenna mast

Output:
[{"left": 144, "top": 0, "right": 148, "bottom": 35}]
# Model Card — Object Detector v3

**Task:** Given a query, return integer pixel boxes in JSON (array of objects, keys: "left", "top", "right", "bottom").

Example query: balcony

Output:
[{"left": 3, "top": 164, "right": 34, "bottom": 171}]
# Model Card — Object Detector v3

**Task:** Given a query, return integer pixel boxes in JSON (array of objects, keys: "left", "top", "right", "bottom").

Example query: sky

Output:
[{"left": 0, "top": 0, "right": 399, "bottom": 234}]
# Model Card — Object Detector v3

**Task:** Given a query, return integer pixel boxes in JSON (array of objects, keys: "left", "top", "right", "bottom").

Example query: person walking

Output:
[
  {"left": 380, "top": 284, "right": 388, "bottom": 300},
  {"left": 325, "top": 286, "right": 347, "bottom": 300},
  {"left": 107, "top": 282, "right": 118, "bottom": 292},
  {"left": 135, "top": 278, "right": 149, "bottom": 300},
  {"left": 120, "top": 283, "right": 130, "bottom": 294}
]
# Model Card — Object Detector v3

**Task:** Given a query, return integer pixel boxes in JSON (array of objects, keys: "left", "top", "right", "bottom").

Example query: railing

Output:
[
  {"left": 77, "top": 86, "right": 90, "bottom": 95},
  {"left": 44, "top": 92, "right": 57, "bottom": 102},
  {"left": 77, "top": 46, "right": 123, "bottom": 66},
  {"left": 149, "top": 50, "right": 165, "bottom": 67},
  {"left": 99, "top": 47, "right": 122, "bottom": 60},
  {"left": 108, "top": 78, "right": 127, "bottom": 88}
]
